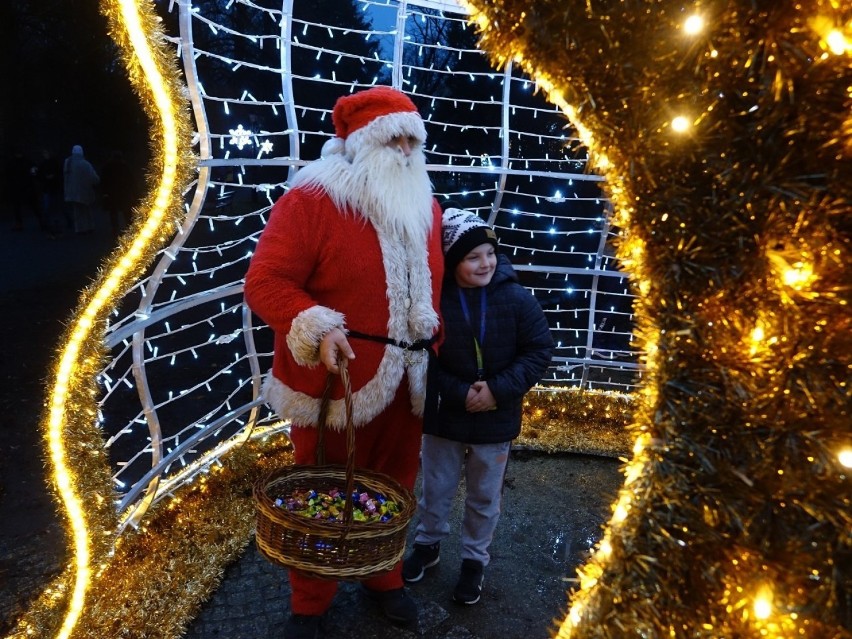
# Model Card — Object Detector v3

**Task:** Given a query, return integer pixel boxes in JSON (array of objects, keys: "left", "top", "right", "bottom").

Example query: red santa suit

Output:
[{"left": 244, "top": 86, "right": 443, "bottom": 617}]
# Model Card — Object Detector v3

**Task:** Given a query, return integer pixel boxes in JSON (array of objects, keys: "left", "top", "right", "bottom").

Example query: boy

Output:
[{"left": 402, "top": 208, "right": 554, "bottom": 604}]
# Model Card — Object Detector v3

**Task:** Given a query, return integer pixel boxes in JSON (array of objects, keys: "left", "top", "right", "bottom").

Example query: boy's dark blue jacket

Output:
[{"left": 424, "top": 254, "right": 554, "bottom": 444}]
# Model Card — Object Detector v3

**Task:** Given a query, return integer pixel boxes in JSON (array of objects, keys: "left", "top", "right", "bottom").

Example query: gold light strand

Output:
[{"left": 35, "top": 0, "right": 193, "bottom": 636}]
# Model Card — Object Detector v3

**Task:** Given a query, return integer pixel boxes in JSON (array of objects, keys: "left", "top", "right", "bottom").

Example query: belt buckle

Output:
[{"left": 402, "top": 347, "right": 423, "bottom": 367}]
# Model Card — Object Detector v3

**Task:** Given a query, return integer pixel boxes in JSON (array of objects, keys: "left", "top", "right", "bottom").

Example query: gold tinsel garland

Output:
[
  {"left": 8, "top": 403, "right": 627, "bottom": 638},
  {"left": 9, "top": 433, "right": 293, "bottom": 638},
  {"left": 518, "top": 388, "right": 632, "bottom": 458},
  {"left": 16, "top": 0, "right": 196, "bottom": 636},
  {"left": 462, "top": 1, "right": 851, "bottom": 637}
]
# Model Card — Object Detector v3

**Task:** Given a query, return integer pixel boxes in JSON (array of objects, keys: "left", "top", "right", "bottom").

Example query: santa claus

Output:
[{"left": 244, "top": 86, "right": 443, "bottom": 638}]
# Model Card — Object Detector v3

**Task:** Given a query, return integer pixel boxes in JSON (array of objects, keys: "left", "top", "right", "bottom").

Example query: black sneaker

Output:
[
  {"left": 362, "top": 586, "right": 418, "bottom": 624},
  {"left": 452, "top": 558, "right": 484, "bottom": 605},
  {"left": 283, "top": 614, "right": 321, "bottom": 639},
  {"left": 402, "top": 542, "right": 440, "bottom": 583}
]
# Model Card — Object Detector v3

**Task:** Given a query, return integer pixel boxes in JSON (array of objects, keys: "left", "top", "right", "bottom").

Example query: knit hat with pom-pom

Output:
[{"left": 442, "top": 208, "right": 498, "bottom": 271}]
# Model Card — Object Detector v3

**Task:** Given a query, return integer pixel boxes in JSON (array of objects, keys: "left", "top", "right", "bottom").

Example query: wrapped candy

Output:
[{"left": 273, "top": 486, "right": 400, "bottom": 523}]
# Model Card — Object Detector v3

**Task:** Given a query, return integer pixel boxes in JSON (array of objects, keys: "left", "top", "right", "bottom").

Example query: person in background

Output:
[
  {"left": 36, "top": 149, "right": 63, "bottom": 236},
  {"left": 5, "top": 149, "right": 40, "bottom": 232},
  {"left": 63, "top": 144, "right": 99, "bottom": 234},
  {"left": 244, "top": 86, "right": 444, "bottom": 639},
  {"left": 402, "top": 208, "right": 554, "bottom": 605}
]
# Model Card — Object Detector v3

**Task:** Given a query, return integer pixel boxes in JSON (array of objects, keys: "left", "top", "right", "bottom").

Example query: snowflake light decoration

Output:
[{"left": 227, "top": 124, "right": 253, "bottom": 150}]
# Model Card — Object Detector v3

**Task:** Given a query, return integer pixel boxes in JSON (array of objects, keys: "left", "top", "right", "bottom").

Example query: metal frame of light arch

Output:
[{"left": 105, "top": 0, "right": 637, "bottom": 531}]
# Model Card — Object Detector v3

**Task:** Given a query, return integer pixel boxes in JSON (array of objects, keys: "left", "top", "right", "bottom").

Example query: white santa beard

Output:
[{"left": 349, "top": 144, "right": 434, "bottom": 244}]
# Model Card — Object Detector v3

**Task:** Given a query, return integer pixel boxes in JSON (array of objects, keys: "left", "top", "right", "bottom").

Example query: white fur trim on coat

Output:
[
  {"left": 281, "top": 149, "right": 438, "bottom": 426},
  {"left": 286, "top": 305, "right": 346, "bottom": 366},
  {"left": 263, "top": 343, "right": 428, "bottom": 430}
]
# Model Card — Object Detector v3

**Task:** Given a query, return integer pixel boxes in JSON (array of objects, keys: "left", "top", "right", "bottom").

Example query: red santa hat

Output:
[{"left": 321, "top": 86, "right": 427, "bottom": 158}]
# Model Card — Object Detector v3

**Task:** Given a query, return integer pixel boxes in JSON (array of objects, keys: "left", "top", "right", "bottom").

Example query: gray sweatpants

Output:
[{"left": 413, "top": 434, "right": 511, "bottom": 566}]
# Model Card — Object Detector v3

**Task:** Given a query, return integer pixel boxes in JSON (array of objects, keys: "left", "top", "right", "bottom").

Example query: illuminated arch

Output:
[
  {"left": 13, "top": 1, "right": 646, "bottom": 637},
  {"left": 97, "top": 0, "right": 637, "bottom": 533}
]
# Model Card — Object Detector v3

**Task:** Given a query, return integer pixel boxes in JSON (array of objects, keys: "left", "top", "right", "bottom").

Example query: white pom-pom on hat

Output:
[{"left": 321, "top": 136, "right": 346, "bottom": 157}]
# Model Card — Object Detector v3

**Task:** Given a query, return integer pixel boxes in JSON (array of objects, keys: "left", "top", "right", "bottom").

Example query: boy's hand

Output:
[{"left": 465, "top": 381, "right": 497, "bottom": 412}]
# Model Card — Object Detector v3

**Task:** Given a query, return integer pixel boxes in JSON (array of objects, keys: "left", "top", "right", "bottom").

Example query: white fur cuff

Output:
[{"left": 286, "top": 305, "right": 346, "bottom": 366}]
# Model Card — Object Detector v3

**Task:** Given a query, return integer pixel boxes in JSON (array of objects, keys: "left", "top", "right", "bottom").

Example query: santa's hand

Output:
[{"left": 320, "top": 327, "right": 355, "bottom": 374}]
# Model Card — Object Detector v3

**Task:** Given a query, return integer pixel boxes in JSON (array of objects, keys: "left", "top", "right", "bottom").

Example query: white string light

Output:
[{"left": 97, "top": 0, "right": 639, "bottom": 527}]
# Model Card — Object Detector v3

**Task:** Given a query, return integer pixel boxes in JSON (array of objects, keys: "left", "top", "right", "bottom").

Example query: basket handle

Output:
[{"left": 315, "top": 357, "right": 357, "bottom": 527}]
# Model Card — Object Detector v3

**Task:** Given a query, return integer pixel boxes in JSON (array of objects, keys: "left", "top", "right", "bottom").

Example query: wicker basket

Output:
[{"left": 254, "top": 359, "right": 416, "bottom": 580}]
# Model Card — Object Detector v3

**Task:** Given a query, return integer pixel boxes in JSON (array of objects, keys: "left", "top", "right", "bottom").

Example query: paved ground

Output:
[
  {"left": 0, "top": 213, "right": 115, "bottom": 633},
  {"left": 0, "top": 211, "right": 624, "bottom": 638},
  {"left": 183, "top": 451, "right": 621, "bottom": 639}
]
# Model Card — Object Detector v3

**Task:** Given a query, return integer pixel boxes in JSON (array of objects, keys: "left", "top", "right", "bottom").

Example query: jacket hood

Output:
[{"left": 487, "top": 253, "right": 518, "bottom": 289}]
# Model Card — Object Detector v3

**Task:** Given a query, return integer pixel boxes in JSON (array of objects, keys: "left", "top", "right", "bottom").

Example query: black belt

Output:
[
  {"left": 348, "top": 329, "right": 440, "bottom": 421},
  {"left": 347, "top": 330, "right": 436, "bottom": 352}
]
